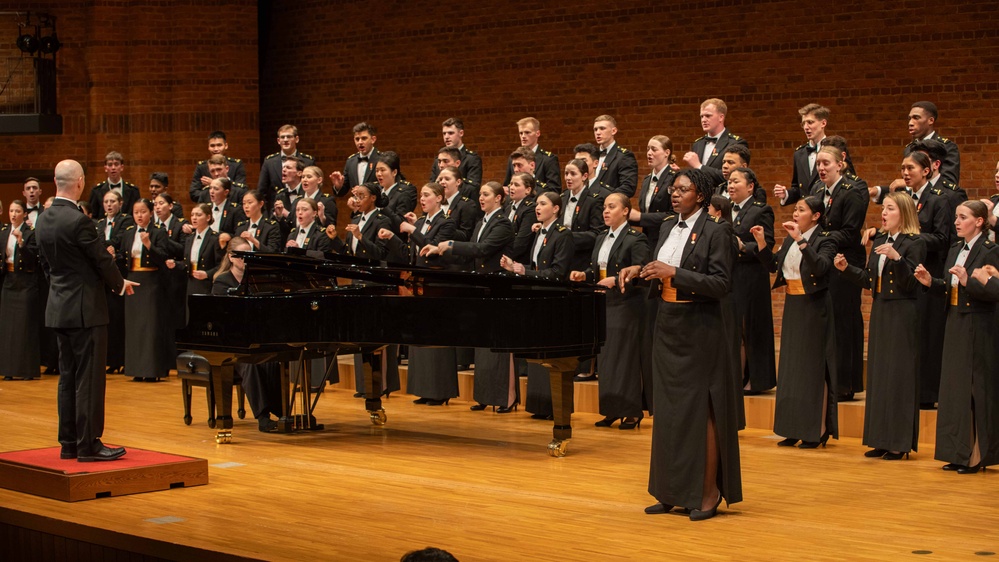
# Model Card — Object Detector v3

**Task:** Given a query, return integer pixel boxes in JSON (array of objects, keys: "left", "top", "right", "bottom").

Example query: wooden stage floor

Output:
[{"left": 0, "top": 374, "right": 996, "bottom": 561}]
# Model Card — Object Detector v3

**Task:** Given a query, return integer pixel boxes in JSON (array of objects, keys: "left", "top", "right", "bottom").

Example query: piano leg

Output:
[
  {"left": 363, "top": 347, "right": 388, "bottom": 426},
  {"left": 213, "top": 362, "right": 235, "bottom": 444},
  {"left": 533, "top": 358, "right": 577, "bottom": 457},
  {"left": 277, "top": 361, "right": 294, "bottom": 433}
]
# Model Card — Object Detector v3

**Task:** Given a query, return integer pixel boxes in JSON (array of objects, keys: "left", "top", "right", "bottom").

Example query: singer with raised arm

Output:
[{"left": 35, "top": 160, "right": 140, "bottom": 462}]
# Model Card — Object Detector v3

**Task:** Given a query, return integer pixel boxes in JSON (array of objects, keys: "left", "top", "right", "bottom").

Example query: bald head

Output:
[{"left": 54, "top": 159, "right": 85, "bottom": 199}]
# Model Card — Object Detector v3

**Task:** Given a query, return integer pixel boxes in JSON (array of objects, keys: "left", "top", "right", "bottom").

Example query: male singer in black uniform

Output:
[
  {"left": 503, "top": 117, "right": 561, "bottom": 191},
  {"left": 87, "top": 151, "right": 140, "bottom": 221},
  {"left": 36, "top": 160, "right": 139, "bottom": 462},
  {"left": 329, "top": 122, "right": 380, "bottom": 197},
  {"left": 904, "top": 101, "right": 960, "bottom": 184},
  {"left": 591, "top": 114, "right": 639, "bottom": 197},
  {"left": 429, "top": 117, "right": 483, "bottom": 190},
  {"left": 189, "top": 130, "right": 245, "bottom": 203},
  {"left": 258, "top": 124, "right": 315, "bottom": 212},
  {"left": 683, "top": 98, "right": 749, "bottom": 171}
]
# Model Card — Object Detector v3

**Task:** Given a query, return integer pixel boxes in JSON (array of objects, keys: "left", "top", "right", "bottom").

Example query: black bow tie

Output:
[
  {"left": 887, "top": 237, "right": 895, "bottom": 245},
  {"left": 609, "top": 232, "right": 615, "bottom": 239},
  {"left": 651, "top": 176, "right": 659, "bottom": 185},
  {"left": 825, "top": 189, "right": 832, "bottom": 198},
  {"left": 570, "top": 196, "right": 578, "bottom": 203},
  {"left": 250, "top": 223, "right": 258, "bottom": 229},
  {"left": 964, "top": 244, "right": 971, "bottom": 251},
  {"left": 358, "top": 156, "right": 369, "bottom": 162},
  {"left": 540, "top": 228, "right": 548, "bottom": 234},
  {"left": 213, "top": 206, "right": 220, "bottom": 213},
  {"left": 705, "top": 136, "right": 719, "bottom": 143},
  {"left": 599, "top": 149, "right": 607, "bottom": 157},
  {"left": 300, "top": 228, "right": 307, "bottom": 234},
  {"left": 138, "top": 228, "right": 146, "bottom": 233},
  {"left": 805, "top": 145, "right": 818, "bottom": 154},
  {"left": 733, "top": 204, "right": 741, "bottom": 212},
  {"left": 678, "top": 221, "right": 688, "bottom": 228},
  {"left": 26, "top": 206, "right": 38, "bottom": 212},
  {"left": 910, "top": 191, "right": 919, "bottom": 201}
]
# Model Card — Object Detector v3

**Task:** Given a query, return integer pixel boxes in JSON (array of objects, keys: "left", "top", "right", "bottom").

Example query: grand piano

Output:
[{"left": 176, "top": 250, "right": 606, "bottom": 456}]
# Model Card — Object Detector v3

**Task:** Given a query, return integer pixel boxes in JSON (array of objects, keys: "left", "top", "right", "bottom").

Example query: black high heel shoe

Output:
[
  {"left": 799, "top": 432, "right": 831, "bottom": 449},
  {"left": 776, "top": 438, "right": 798, "bottom": 447},
  {"left": 957, "top": 464, "right": 982, "bottom": 474},
  {"left": 864, "top": 448, "right": 888, "bottom": 458},
  {"left": 689, "top": 493, "right": 723, "bottom": 521},
  {"left": 644, "top": 502, "right": 675, "bottom": 515},
  {"left": 469, "top": 403, "right": 488, "bottom": 411},
  {"left": 413, "top": 397, "right": 430, "bottom": 404},
  {"left": 594, "top": 416, "right": 618, "bottom": 428},
  {"left": 619, "top": 418, "right": 642, "bottom": 430},
  {"left": 425, "top": 398, "right": 449, "bottom": 406},
  {"left": 496, "top": 401, "right": 518, "bottom": 414},
  {"left": 531, "top": 413, "right": 553, "bottom": 420},
  {"left": 882, "top": 451, "right": 909, "bottom": 461}
]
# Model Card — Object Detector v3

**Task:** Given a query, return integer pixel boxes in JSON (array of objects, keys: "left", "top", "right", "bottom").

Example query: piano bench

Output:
[{"left": 176, "top": 353, "right": 246, "bottom": 428}]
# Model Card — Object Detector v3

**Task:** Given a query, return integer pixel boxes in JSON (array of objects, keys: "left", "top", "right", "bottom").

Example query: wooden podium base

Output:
[{"left": 0, "top": 446, "right": 208, "bottom": 502}]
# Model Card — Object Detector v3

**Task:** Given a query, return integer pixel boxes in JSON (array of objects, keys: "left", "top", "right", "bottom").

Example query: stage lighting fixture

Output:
[
  {"left": 16, "top": 32, "right": 38, "bottom": 54},
  {"left": 39, "top": 33, "right": 60, "bottom": 54}
]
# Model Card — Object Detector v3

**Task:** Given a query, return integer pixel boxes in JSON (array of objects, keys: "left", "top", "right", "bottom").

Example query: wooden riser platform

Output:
[{"left": 335, "top": 358, "right": 939, "bottom": 444}]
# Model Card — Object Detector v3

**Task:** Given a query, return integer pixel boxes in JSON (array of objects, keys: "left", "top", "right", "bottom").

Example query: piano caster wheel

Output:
[
  {"left": 208, "top": 419, "right": 217, "bottom": 429},
  {"left": 215, "top": 429, "right": 232, "bottom": 444},
  {"left": 547, "top": 438, "right": 570, "bottom": 457},
  {"left": 369, "top": 409, "right": 387, "bottom": 426},
  {"left": 184, "top": 416, "right": 192, "bottom": 426}
]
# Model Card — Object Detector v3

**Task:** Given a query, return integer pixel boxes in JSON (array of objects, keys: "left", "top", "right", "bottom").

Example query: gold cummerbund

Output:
[
  {"left": 876, "top": 275, "right": 881, "bottom": 293},
  {"left": 950, "top": 285, "right": 959, "bottom": 306},
  {"left": 660, "top": 277, "right": 692, "bottom": 303},
  {"left": 131, "top": 258, "right": 158, "bottom": 272},
  {"left": 785, "top": 278, "right": 805, "bottom": 295},
  {"left": 599, "top": 267, "right": 607, "bottom": 280},
  {"left": 5, "top": 263, "right": 14, "bottom": 272}
]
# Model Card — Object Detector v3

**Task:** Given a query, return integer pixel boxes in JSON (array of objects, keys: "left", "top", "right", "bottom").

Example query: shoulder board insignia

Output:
[
  {"left": 542, "top": 149, "right": 552, "bottom": 157},
  {"left": 300, "top": 152, "right": 314, "bottom": 160},
  {"left": 931, "top": 188, "right": 942, "bottom": 196},
  {"left": 710, "top": 216, "right": 721, "bottom": 223},
  {"left": 237, "top": 220, "right": 247, "bottom": 227},
  {"left": 233, "top": 182, "right": 247, "bottom": 189},
  {"left": 986, "top": 240, "right": 993, "bottom": 246},
  {"left": 524, "top": 199, "right": 535, "bottom": 206},
  {"left": 795, "top": 143, "right": 808, "bottom": 151},
  {"left": 664, "top": 214, "right": 677, "bottom": 222},
  {"left": 753, "top": 201, "right": 764, "bottom": 206},
  {"left": 94, "top": 182, "right": 103, "bottom": 188},
  {"left": 821, "top": 231, "right": 831, "bottom": 236},
  {"left": 840, "top": 182, "right": 854, "bottom": 190},
  {"left": 729, "top": 133, "right": 741, "bottom": 140},
  {"left": 627, "top": 228, "right": 638, "bottom": 235},
  {"left": 197, "top": 160, "right": 205, "bottom": 165},
  {"left": 265, "top": 152, "right": 280, "bottom": 159},
  {"left": 846, "top": 171, "right": 860, "bottom": 180},
  {"left": 556, "top": 225, "right": 568, "bottom": 232},
  {"left": 941, "top": 181, "right": 957, "bottom": 189},
  {"left": 228, "top": 201, "right": 238, "bottom": 208},
  {"left": 465, "top": 149, "right": 476, "bottom": 155},
  {"left": 265, "top": 218, "right": 277, "bottom": 224},
  {"left": 590, "top": 192, "right": 600, "bottom": 199},
  {"left": 322, "top": 192, "right": 331, "bottom": 198},
  {"left": 229, "top": 157, "right": 242, "bottom": 163},
  {"left": 939, "top": 137, "right": 950, "bottom": 143},
  {"left": 460, "top": 196, "right": 470, "bottom": 202},
  {"left": 618, "top": 146, "right": 629, "bottom": 154},
  {"left": 907, "top": 233, "right": 919, "bottom": 239},
  {"left": 125, "top": 225, "right": 135, "bottom": 231}
]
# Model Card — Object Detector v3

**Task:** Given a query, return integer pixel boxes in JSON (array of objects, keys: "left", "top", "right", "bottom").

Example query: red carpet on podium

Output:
[{"left": 0, "top": 446, "right": 194, "bottom": 474}]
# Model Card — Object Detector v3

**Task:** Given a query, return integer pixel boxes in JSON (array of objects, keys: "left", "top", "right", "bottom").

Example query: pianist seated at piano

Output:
[
  {"left": 184, "top": 203, "right": 224, "bottom": 295},
  {"left": 570, "top": 193, "right": 650, "bottom": 430},
  {"left": 234, "top": 190, "right": 281, "bottom": 253},
  {"left": 423, "top": 181, "right": 518, "bottom": 413},
  {"left": 211, "top": 236, "right": 284, "bottom": 432},
  {"left": 118, "top": 199, "right": 171, "bottom": 381},
  {"left": 326, "top": 183, "right": 392, "bottom": 260},
  {"left": 379, "top": 182, "right": 460, "bottom": 405},
  {"left": 501, "top": 190, "right": 575, "bottom": 420},
  {"left": 284, "top": 198, "right": 332, "bottom": 253}
]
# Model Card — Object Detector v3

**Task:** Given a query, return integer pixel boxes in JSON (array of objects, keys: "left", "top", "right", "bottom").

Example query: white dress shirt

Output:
[
  {"left": 781, "top": 225, "right": 819, "bottom": 281},
  {"left": 657, "top": 208, "right": 703, "bottom": 266}
]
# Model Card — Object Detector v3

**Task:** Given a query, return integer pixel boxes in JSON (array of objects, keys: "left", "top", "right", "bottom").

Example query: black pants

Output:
[{"left": 56, "top": 325, "right": 108, "bottom": 454}]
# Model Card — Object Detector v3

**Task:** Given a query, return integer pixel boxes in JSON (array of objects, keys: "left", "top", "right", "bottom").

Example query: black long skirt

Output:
[
  {"left": 935, "top": 308, "right": 999, "bottom": 466},
  {"left": 597, "top": 291, "right": 645, "bottom": 419},
  {"left": 773, "top": 292, "right": 838, "bottom": 442},
  {"left": 916, "top": 290, "right": 947, "bottom": 404},
  {"left": 731, "top": 261, "right": 777, "bottom": 392},
  {"left": 649, "top": 301, "right": 742, "bottom": 510},
  {"left": 638, "top": 296, "right": 659, "bottom": 415},
  {"left": 124, "top": 270, "right": 170, "bottom": 379},
  {"left": 720, "top": 294, "right": 745, "bottom": 430},
  {"left": 829, "top": 271, "right": 864, "bottom": 395},
  {"left": 406, "top": 346, "right": 458, "bottom": 401},
  {"left": 472, "top": 349, "right": 516, "bottom": 407},
  {"left": 863, "top": 297, "right": 919, "bottom": 452},
  {"left": 0, "top": 273, "right": 40, "bottom": 378}
]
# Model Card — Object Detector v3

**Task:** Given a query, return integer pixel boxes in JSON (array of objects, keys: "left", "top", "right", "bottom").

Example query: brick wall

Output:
[
  {"left": 259, "top": 0, "right": 999, "bottom": 346},
  {"left": 0, "top": 0, "right": 259, "bottom": 212}
]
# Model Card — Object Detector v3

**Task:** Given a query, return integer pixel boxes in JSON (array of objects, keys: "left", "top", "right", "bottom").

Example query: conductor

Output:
[{"left": 36, "top": 160, "right": 139, "bottom": 462}]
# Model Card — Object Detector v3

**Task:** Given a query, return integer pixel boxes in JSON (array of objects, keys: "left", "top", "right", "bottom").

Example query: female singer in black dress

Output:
[
  {"left": 98, "top": 190, "right": 133, "bottom": 374},
  {"left": 620, "top": 168, "right": 741, "bottom": 521},
  {"left": 236, "top": 190, "right": 282, "bottom": 253},
  {"left": 752, "top": 196, "right": 838, "bottom": 449},
  {"left": 501, "top": 191, "right": 574, "bottom": 419},
  {"left": 570, "top": 193, "right": 649, "bottom": 429},
  {"left": 835, "top": 191, "right": 925, "bottom": 460},
  {"left": 119, "top": 199, "right": 171, "bottom": 381},
  {"left": 285, "top": 198, "right": 333, "bottom": 253},
  {"left": 915, "top": 200, "right": 999, "bottom": 474},
  {"left": 380, "top": 183, "right": 458, "bottom": 405},
  {"left": 423, "top": 182, "right": 516, "bottom": 412},
  {"left": 505, "top": 172, "right": 538, "bottom": 263},
  {"left": 153, "top": 193, "right": 188, "bottom": 374},
  {"left": 0, "top": 201, "right": 41, "bottom": 380},
  {"left": 184, "top": 203, "right": 223, "bottom": 295}
]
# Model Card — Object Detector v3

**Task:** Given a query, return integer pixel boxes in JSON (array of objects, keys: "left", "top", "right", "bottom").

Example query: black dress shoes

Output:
[
  {"left": 942, "top": 463, "right": 963, "bottom": 471},
  {"left": 469, "top": 403, "right": 488, "bottom": 411},
  {"left": 353, "top": 392, "right": 365, "bottom": 398},
  {"left": 864, "top": 448, "right": 888, "bottom": 458},
  {"left": 258, "top": 418, "right": 278, "bottom": 432},
  {"left": 957, "top": 464, "right": 982, "bottom": 474},
  {"left": 689, "top": 493, "right": 723, "bottom": 521},
  {"left": 619, "top": 418, "right": 642, "bottom": 430},
  {"left": 644, "top": 502, "right": 674, "bottom": 514},
  {"left": 60, "top": 446, "right": 77, "bottom": 460},
  {"left": 78, "top": 445, "right": 126, "bottom": 462},
  {"left": 776, "top": 438, "right": 799, "bottom": 447},
  {"left": 594, "top": 416, "right": 617, "bottom": 427}
]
